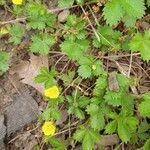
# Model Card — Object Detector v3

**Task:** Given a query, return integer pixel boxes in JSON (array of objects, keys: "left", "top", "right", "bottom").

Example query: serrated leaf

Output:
[
  {"left": 117, "top": 121, "right": 131, "bottom": 143},
  {"left": 30, "top": 33, "right": 55, "bottom": 55},
  {"left": 93, "top": 75, "right": 108, "bottom": 97},
  {"left": 90, "top": 114, "right": 105, "bottom": 130},
  {"left": 103, "top": 0, "right": 145, "bottom": 27},
  {"left": 105, "top": 120, "right": 117, "bottom": 134},
  {"left": 26, "top": 3, "right": 56, "bottom": 30},
  {"left": 60, "top": 39, "right": 89, "bottom": 61},
  {"left": 139, "top": 93, "right": 150, "bottom": 117},
  {"left": 58, "top": 0, "right": 74, "bottom": 8},
  {"left": 35, "top": 67, "right": 57, "bottom": 88},
  {"left": 103, "top": 0, "right": 124, "bottom": 26},
  {"left": 73, "top": 126, "right": 100, "bottom": 150},
  {"left": 144, "top": 138, "right": 150, "bottom": 150},
  {"left": 45, "top": 137, "right": 66, "bottom": 150},
  {"left": 42, "top": 108, "right": 61, "bottom": 121},
  {"left": 73, "top": 126, "right": 86, "bottom": 142},
  {"left": 78, "top": 65, "right": 92, "bottom": 79},
  {"left": 9, "top": 24, "right": 24, "bottom": 44},
  {"left": 130, "top": 30, "right": 150, "bottom": 61}
]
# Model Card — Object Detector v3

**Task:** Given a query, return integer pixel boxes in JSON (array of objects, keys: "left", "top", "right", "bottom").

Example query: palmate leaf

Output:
[
  {"left": 106, "top": 111, "right": 138, "bottom": 143},
  {"left": 35, "top": 67, "right": 57, "bottom": 88},
  {"left": 60, "top": 39, "right": 89, "bottom": 60},
  {"left": 78, "top": 56, "right": 105, "bottom": 79},
  {"left": 9, "top": 24, "right": 24, "bottom": 45},
  {"left": 103, "top": 0, "right": 145, "bottom": 27},
  {"left": 130, "top": 30, "right": 150, "bottom": 61},
  {"left": 73, "top": 126, "right": 100, "bottom": 150},
  {"left": 30, "top": 33, "right": 55, "bottom": 55},
  {"left": 26, "top": 3, "right": 56, "bottom": 30},
  {"left": 86, "top": 104, "right": 105, "bottom": 130}
]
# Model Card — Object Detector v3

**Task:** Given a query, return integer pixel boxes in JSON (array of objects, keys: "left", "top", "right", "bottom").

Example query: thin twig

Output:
[
  {"left": 80, "top": 5, "right": 101, "bottom": 42},
  {"left": 128, "top": 52, "right": 133, "bottom": 77}
]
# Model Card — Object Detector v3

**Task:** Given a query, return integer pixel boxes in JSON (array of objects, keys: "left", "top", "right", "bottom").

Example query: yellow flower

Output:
[
  {"left": 92, "top": 65, "right": 97, "bottom": 70},
  {"left": 44, "top": 86, "right": 60, "bottom": 99},
  {"left": 12, "top": 0, "right": 23, "bottom": 5},
  {"left": 42, "top": 121, "right": 56, "bottom": 136}
]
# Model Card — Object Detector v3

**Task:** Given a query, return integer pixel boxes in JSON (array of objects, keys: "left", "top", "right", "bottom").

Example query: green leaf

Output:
[
  {"left": 45, "top": 137, "right": 66, "bottom": 150},
  {"left": 130, "top": 30, "right": 150, "bottom": 61},
  {"left": 26, "top": 3, "right": 56, "bottom": 30},
  {"left": 9, "top": 24, "right": 24, "bottom": 44},
  {"left": 73, "top": 126, "right": 100, "bottom": 150},
  {"left": 75, "top": 108, "right": 85, "bottom": 119},
  {"left": 86, "top": 103, "right": 108, "bottom": 130},
  {"left": 90, "top": 114, "right": 105, "bottom": 130},
  {"left": 92, "top": 60, "right": 105, "bottom": 76},
  {"left": 103, "top": 0, "right": 145, "bottom": 27},
  {"left": 0, "top": 52, "right": 10, "bottom": 73},
  {"left": 117, "top": 121, "right": 131, "bottom": 143},
  {"left": 60, "top": 71, "right": 75, "bottom": 86},
  {"left": 41, "top": 108, "right": 61, "bottom": 121},
  {"left": 93, "top": 75, "right": 108, "bottom": 97},
  {"left": 144, "top": 138, "right": 150, "bottom": 150},
  {"left": 60, "top": 39, "right": 89, "bottom": 61},
  {"left": 58, "top": 0, "right": 74, "bottom": 8},
  {"left": 78, "top": 65, "right": 92, "bottom": 79},
  {"left": 30, "top": 33, "right": 55, "bottom": 55},
  {"left": 105, "top": 120, "right": 117, "bottom": 134},
  {"left": 139, "top": 93, "right": 150, "bottom": 117},
  {"left": 73, "top": 126, "right": 86, "bottom": 142},
  {"left": 103, "top": 0, "right": 124, "bottom": 26},
  {"left": 76, "top": 0, "right": 84, "bottom": 4},
  {"left": 35, "top": 67, "right": 57, "bottom": 88},
  {"left": 147, "top": 0, "right": 150, "bottom": 6},
  {"left": 93, "top": 26, "right": 122, "bottom": 51}
]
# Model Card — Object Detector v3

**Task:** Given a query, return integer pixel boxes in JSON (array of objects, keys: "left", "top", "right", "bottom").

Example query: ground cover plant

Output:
[{"left": 0, "top": 0, "right": 150, "bottom": 149}]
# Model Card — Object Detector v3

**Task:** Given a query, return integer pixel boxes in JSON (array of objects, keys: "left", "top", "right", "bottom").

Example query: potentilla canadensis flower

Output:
[
  {"left": 12, "top": 0, "right": 23, "bottom": 5},
  {"left": 42, "top": 121, "right": 56, "bottom": 136},
  {"left": 44, "top": 86, "right": 60, "bottom": 99}
]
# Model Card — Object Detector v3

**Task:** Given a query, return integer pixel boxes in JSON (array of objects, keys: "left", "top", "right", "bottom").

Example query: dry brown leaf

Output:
[
  {"left": 108, "top": 72, "right": 119, "bottom": 91},
  {"left": 10, "top": 54, "right": 48, "bottom": 93},
  {"left": 99, "top": 134, "right": 119, "bottom": 146}
]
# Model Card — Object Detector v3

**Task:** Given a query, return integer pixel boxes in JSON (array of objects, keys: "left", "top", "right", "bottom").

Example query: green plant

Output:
[
  {"left": 30, "top": 33, "right": 56, "bottom": 54},
  {"left": 9, "top": 24, "right": 24, "bottom": 44},
  {"left": 130, "top": 30, "right": 150, "bottom": 61},
  {"left": 73, "top": 126, "right": 100, "bottom": 150},
  {"left": 103, "top": 0, "right": 146, "bottom": 27},
  {"left": 0, "top": 51, "right": 10, "bottom": 74},
  {"left": 1, "top": 0, "right": 150, "bottom": 149}
]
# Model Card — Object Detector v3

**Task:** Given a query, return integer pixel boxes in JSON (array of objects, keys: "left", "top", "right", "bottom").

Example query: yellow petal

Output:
[
  {"left": 12, "top": 0, "right": 23, "bottom": 5},
  {"left": 44, "top": 86, "right": 60, "bottom": 99},
  {"left": 42, "top": 121, "right": 56, "bottom": 136},
  {"left": 92, "top": 65, "right": 96, "bottom": 70}
]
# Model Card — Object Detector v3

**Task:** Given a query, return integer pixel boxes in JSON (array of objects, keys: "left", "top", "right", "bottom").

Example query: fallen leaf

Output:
[
  {"left": 58, "top": 10, "right": 70, "bottom": 23},
  {"left": 10, "top": 54, "right": 48, "bottom": 93},
  {"left": 108, "top": 72, "right": 119, "bottom": 91},
  {"left": 99, "top": 134, "right": 119, "bottom": 146}
]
